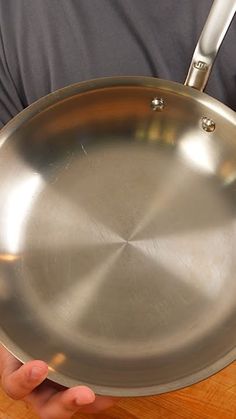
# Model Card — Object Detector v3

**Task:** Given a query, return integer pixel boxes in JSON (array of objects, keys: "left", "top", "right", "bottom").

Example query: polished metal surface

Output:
[
  {"left": 185, "top": 0, "right": 236, "bottom": 90},
  {"left": 0, "top": 77, "right": 236, "bottom": 396}
]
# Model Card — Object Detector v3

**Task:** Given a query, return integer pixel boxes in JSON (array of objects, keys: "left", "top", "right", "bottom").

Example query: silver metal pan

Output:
[{"left": 0, "top": 0, "right": 236, "bottom": 397}]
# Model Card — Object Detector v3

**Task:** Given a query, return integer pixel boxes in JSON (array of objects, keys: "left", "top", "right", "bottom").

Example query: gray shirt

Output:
[{"left": 0, "top": 0, "right": 235, "bottom": 128}]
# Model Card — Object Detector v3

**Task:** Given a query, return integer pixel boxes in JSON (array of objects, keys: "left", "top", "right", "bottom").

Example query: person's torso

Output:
[{"left": 0, "top": 0, "right": 235, "bottom": 111}]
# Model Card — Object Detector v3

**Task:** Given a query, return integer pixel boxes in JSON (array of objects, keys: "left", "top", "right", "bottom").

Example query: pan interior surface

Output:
[{"left": 0, "top": 81, "right": 236, "bottom": 395}]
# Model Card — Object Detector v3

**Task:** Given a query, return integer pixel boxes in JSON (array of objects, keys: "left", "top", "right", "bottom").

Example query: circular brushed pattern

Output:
[{"left": 0, "top": 79, "right": 236, "bottom": 395}]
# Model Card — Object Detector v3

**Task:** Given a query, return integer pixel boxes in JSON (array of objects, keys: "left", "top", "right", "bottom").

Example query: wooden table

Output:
[{"left": 1, "top": 362, "right": 236, "bottom": 419}]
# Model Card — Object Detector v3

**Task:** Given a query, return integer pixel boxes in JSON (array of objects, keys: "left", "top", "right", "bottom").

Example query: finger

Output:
[
  {"left": 0, "top": 345, "right": 21, "bottom": 376},
  {"left": 80, "top": 395, "right": 117, "bottom": 414},
  {"left": 25, "top": 380, "right": 58, "bottom": 408},
  {"left": 39, "top": 386, "right": 95, "bottom": 419},
  {"left": 1, "top": 359, "right": 48, "bottom": 400}
]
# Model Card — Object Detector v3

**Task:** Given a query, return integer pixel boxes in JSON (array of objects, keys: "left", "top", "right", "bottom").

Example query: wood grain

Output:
[{"left": 1, "top": 362, "right": 236, "bottom": 419}]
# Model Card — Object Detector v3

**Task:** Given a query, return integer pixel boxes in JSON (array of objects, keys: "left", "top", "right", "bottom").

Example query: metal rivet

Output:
[
  {"left": 151, "top": 97, "right": 165, "bottom": 111},
  {"left": 201, "top": 117, "right": 216, "bottom": 132}
]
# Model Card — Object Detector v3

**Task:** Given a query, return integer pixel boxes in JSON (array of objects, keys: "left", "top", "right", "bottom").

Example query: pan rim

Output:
[
  {"left": 0, "top": 75, "right": 236, "bottom": 396},
  {"left": 0, "top": 76, "right": 235, "bottom": 145},
  {"left": 1, "top": 328, "right": 236, "bottom": 396}
]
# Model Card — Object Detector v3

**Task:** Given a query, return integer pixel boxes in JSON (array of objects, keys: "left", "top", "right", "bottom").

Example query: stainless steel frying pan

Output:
[{"left": 0, "top": 0, "right": 236, "bottom": 397}]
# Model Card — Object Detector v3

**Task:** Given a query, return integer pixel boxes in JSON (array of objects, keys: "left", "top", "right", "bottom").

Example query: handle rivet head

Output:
[
  {"left": 201, "top": 117, "right": 216, "bottom": 132},
  {"left": 151, "top": 97, "right": 165, "bottom": 111}
]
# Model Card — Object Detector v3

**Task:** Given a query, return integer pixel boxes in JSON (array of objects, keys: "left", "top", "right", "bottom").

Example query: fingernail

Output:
[
  {"left": 30, "top": 366, "right": 44, "bottom": 380},
  {"left": 75, "top": 390, "right": 95, "bottom": 406}
]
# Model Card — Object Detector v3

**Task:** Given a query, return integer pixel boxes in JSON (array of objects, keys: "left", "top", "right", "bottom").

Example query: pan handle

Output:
[{"left": 184, "top": 0, "right": 236, "bottom": 91}]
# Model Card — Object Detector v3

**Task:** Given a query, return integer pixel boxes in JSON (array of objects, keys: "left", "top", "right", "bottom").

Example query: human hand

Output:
[{"left": 0, "top": 345, "right": 116, "bottom": 418}]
